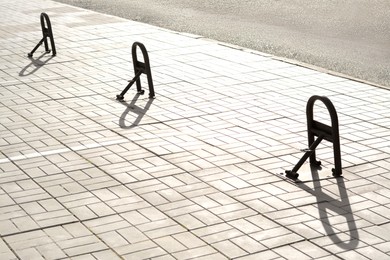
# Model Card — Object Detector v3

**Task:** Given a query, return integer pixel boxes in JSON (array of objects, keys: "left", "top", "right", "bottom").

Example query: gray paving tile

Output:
[
  {"left": 172, "top": 245, "right": 221, "bottom": 260},
  {"left": 0, "top": 237, "right": 17, "bottom": 260}
]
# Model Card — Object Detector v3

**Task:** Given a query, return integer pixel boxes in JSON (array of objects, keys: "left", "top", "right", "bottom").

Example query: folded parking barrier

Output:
[
  {"left": 116, "top": 42, "right": 155, "bottom": 101},
  {"left": 285, "top": 95, "right": 342, "bottom": 180},
  {"left": 28, "top": 13, "right": 56, "bottom": 57}
]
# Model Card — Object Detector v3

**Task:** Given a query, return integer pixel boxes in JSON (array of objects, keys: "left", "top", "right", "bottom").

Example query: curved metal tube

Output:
[
  {"left": 306, "top": 95, "right": 342, "bottom": 177},
  {"left": 28, "top": 12, "right": 56, "bottom": 57}
]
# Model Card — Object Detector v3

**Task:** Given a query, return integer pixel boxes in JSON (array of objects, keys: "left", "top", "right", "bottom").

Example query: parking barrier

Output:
[
  {"left": 28, "top": 13, "right": 56, "bottom": 57},
  {"left": 116, "top": 42, "right": 155, "bottom": 101},
  {"left": 285, "top": 95, "right": 342, "bottom": 180}
]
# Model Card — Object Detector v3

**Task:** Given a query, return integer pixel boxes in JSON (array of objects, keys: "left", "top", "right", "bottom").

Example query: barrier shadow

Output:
[
  {"left": 118, "top": 93, "right": 154, "bottom": 129},
  {"left": 19, "top": 53, "right": 54, "bottom": 76},
  {"left": 296, "top": 165, "right": 359, "bottom": 250}
]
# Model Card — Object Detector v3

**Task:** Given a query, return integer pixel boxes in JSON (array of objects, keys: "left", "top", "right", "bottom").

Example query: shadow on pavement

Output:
[
  {"left": 297, "top": 165, "right": 359, "bottom": 250},
  {"left": 19, "top": 53, "right": 54, "bottom": 76},
  {"left": 118, "top": 93, "right": 154, "bottom": 129}
]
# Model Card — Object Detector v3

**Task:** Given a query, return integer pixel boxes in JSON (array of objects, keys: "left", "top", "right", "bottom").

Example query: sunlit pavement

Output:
[{"left": 1, "top": 0, "right": 390, "bottom": 259}]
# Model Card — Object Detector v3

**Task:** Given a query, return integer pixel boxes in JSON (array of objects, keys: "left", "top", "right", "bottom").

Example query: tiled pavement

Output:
[{"left": 1, "top": 0, "right": 390, "bottom": 259}]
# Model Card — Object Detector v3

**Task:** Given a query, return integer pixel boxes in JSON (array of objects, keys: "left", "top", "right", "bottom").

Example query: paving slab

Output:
[{"left": 1, "top": 0, "right": 390, "bottom": 259}]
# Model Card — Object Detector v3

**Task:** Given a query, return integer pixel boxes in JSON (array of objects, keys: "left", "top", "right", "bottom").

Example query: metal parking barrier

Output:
[
  {"left": 116, "top": 42, "right": 155, "bottom": 101},
  {"left": 285, "top": 95, "right": 342, "bottom": 180},
  {"left": 28, "top": 13, "right": 56, "bottom": 57}
]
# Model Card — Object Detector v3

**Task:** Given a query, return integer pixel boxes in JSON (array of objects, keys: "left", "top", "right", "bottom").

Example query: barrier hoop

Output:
[
  {"left": 285, "top": 95, "right": 342, "bottom": 180},
  {"left": 116, "top": 42, "right": 155, "bottom": 101},
  {"left": 28, "top": 13, "right": 56, "bottom": 57}
]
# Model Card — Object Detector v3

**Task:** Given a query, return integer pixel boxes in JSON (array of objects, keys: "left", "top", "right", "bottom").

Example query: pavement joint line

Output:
[
  {"left": 1, "top": 76, "right": 62, "bottom": 86},
  {"left": 344, "top": 157, "right": 390, "bottom": 170},
  {"left": 56, "top": 249, "right": 116, "bottom": 260},
  {"left": 49, "top": 93, "right": 106, "bottom": 101},
  {"left": 0, "top": 139, "right": 127, "bottom": 163},
  {"left": 0, "top": 220, "right": 81, "bottom": 238}
]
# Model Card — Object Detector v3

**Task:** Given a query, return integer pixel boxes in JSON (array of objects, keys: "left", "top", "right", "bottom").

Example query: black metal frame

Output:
[
  {"left": 285, "top": 95, "right": 342, "bottom": 180},
  {"left": 28, "top": 13, "right": 56, "bottom": 57},
  {"left": 116, "top": 42, "right": 155, "bottom": 101}
]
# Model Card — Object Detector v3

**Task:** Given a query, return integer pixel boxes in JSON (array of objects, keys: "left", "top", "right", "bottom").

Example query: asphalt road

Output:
[{"left": 54, "top": 0, "right": 390, "bottom": 87}]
